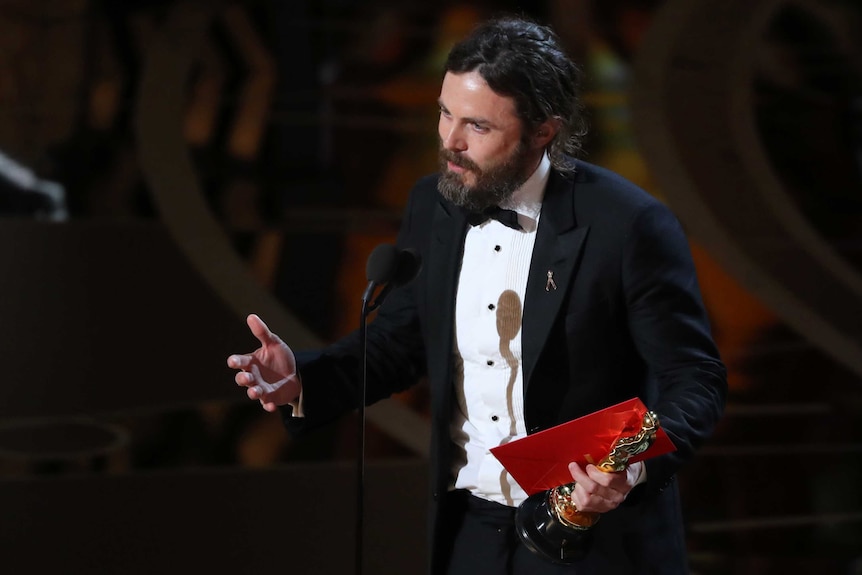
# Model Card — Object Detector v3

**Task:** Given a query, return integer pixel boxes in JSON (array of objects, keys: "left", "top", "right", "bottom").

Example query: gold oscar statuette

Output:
[{"left": 515, "top": 411, "right": 661, "bottom": 563}]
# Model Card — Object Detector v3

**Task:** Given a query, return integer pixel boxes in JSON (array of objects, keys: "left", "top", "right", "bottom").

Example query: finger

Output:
[
  {"left": 261, "top": 401, "right": 278, "bottom": 413},
  {"left": 227, "top": 354, "right": 253, "bottom": 369},
  {"left": 247, "top": 314, "right": 278, "bottom": 346},
  {"left": 570, "top": 482, "right": 596, "bottom": 512},
  {"left": 585, "top": 464, "right": 618, "bottom": 487},
  {"left": 568, "top": 462, "right": 595, "bottom": 505},
  {"left": 581, "top": 470, "right": 627, "bottom": 510},
  {"left": 570, "top": 482, "right": 616, "bottom": 513},
  {"left": 585, "top": 466, "right": 633, "bottom": 497},
  {"left": 568, "top": 462, "right": 594, "bottom": 489},
  {"left": 235, "top": 371, "right": 252, "bottom": 386},
  {"left": 569, "top": 463, "right": 615, "bottom": 509},
  {"left": 246, "top": 385, "right": 264, "bottom": 400}
]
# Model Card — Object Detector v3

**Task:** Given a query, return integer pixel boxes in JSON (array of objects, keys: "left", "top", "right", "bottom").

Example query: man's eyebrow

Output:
[{"left": 437, "top": 99, "right": 497, "bottom": 128}]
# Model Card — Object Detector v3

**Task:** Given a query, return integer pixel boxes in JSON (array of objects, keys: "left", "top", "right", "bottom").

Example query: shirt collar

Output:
[{"left": 500, "top": 152, "right": 550, "bottom": 231}]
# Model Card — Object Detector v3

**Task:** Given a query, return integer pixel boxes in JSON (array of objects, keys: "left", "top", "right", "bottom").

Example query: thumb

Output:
[
  {"left": 568, "top": 461, "right": 585, "bottom": 481},
  {"left": 247, "top": 314, "right": 277, "bottom": 345}
]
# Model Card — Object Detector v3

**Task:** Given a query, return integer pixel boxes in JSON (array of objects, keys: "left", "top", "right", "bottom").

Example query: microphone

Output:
[
  {"left": 355, "top": 243, "right": 421, "bottom": 575},
  {"left": 362, "top": 244, "right": 422, "bottom": 312}
]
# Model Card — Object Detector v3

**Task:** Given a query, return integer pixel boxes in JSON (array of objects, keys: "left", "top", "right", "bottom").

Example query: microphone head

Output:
[
  {"left": 366, "top": 244, "right": 422, "bottom": 286},
  {"left": 366, "top": 244, "right": 400, "bottom": 284},
  {"left": 392, "top": 248, "right": 422, "bottom": 286}
]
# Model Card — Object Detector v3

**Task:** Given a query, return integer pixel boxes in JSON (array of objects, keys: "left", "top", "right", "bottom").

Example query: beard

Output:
[{"left": 437, "top": 140, "right": 534, "bottom": 212}]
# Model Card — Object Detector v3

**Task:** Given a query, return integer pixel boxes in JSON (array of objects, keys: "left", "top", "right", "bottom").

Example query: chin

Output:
[{"left": 446, "top": 169, "right": 470, "bottom": 185}]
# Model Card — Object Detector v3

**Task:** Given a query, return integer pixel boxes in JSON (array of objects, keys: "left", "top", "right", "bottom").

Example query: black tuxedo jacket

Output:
[{"left": 287, "top": 159, "right": 726, "bottom": 574}]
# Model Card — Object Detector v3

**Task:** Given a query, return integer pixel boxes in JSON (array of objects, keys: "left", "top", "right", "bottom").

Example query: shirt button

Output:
[
  {"left": 491, "top": 415, "right": 499, "bottom": 422},
  {"left": 487, "top": 360, "right": 494, "bottom": 366},
  {"left": 494, "top": 245, "right": 501, "bottom": 252},
  {"left": 488, "top": 303, "right": 495, "bottom": 310}
]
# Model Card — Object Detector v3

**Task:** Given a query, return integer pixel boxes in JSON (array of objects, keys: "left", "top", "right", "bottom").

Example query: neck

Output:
[{"left": 523, "top": 149, "right": 545, "bottom": 176}]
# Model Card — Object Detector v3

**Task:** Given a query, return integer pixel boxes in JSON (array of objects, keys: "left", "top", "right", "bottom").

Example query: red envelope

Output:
[{"left": 490, "top": 397, "right": 676, "bottom": 495}]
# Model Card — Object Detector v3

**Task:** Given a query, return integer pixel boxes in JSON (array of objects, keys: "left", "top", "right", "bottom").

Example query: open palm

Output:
[{"left": 228, "top": 314, "right": 300, "bottom": 412}]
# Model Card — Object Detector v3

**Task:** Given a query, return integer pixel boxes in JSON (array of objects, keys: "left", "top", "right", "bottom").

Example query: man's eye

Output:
[{"left": 471, "top": 123, "right": 489, "bottom": 133}]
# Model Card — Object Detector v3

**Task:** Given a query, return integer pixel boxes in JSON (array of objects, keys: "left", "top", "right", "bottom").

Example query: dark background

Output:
[{"left": 0, "top": 0, "right": 860, "bottom": 573}]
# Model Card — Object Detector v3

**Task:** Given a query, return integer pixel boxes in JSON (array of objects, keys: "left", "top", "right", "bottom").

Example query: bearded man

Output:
[{"left": 229, "top": 16, "right": 726, "bottom": 575}]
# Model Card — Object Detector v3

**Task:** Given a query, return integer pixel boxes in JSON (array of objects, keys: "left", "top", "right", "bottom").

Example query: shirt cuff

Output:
[
  {"left": 633, "top": 461, "right": 647, "bottom": 486},
  {"left": 285, "top": 371, "right": 304, "bottom": 417},
  {"left": 287, "top": 388, "right": 305, "bottom": 418}
]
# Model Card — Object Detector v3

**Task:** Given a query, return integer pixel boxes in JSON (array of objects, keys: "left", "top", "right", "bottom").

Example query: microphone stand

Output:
[
  {"left": 357, "top": 282, "right": 382, "bottom": 575},
  {"left": 354, "top": 245, "right": 419, "bottom": 575}
]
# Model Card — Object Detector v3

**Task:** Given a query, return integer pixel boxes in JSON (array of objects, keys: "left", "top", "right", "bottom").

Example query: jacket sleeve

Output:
[
  {"left": 621, "top": 201, "right": 727, "bottom": 501},
  {"left": 282, "top": 183, "right": 430, "bottom": 436}
]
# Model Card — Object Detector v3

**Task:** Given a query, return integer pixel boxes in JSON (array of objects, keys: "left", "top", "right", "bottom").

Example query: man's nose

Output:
[{"left": 441, "top": 125, "right": 467, "bottom": 152}]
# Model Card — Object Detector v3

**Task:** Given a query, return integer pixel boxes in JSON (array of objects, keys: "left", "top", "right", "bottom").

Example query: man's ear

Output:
[{"left": 531, "top": 117, "right": 562, "bottom": 150}]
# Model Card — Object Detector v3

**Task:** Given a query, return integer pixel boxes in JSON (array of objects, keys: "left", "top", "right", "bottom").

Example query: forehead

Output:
[{"left": 439, "top": 71, "right": 519, "bottom": 126}]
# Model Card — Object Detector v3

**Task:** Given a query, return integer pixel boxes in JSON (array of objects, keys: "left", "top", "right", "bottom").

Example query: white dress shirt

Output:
[{"left": 450, "top": 154, "right": 551, "bottom": 507}]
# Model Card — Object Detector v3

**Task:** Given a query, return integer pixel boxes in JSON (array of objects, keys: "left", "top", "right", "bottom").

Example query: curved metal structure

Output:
[{"left": 631, "top": 0, "right": 862, "bottom": 376}]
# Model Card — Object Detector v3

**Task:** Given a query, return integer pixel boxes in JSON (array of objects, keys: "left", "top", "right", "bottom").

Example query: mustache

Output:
[{"left": 440, "top": 149, "right": 480, "bottom": 172}]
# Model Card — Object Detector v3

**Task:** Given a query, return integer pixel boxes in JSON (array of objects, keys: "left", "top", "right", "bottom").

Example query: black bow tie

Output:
[{"left": 465, "top": 206, "right": 522, "bottom": 230}]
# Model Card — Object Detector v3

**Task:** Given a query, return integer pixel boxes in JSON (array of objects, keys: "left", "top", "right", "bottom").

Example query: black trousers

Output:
[{"left": 444, "top": 490, "right": 578, "bottom": 575}]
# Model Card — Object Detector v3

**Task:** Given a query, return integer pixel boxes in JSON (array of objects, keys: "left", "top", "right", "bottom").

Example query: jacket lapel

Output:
[
  {"left": 426, "top": 197, "right": 468, "bottom": 415},
  {"left": 522, "top": 169, "right": 590, "bottom": 390}
]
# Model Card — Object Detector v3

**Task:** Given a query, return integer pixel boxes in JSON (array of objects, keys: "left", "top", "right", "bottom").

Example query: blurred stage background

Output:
[{"left": 0, "top": 0, "right": 860, "bottom": 573}]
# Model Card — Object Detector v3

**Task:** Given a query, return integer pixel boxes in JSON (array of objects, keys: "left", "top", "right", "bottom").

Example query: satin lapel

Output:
[
  {"left": 522, "top": 170, "right": 590, "bottom": 390},
  {"left": 426, "top": 197, "right": 468, "bottom": 415}
]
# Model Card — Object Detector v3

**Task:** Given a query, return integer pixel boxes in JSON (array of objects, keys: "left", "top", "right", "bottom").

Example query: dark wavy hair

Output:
[{"left": 444, "top": 17, "right": 587, "bottom": 171}]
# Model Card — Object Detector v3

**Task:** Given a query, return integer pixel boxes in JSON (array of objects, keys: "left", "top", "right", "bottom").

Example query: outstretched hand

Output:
[
  {"left": 566, "top": 461, "right": 643, "bottom": 514},
  {"left": 227, "top": 314, "right": 301, "bottom": 412}
]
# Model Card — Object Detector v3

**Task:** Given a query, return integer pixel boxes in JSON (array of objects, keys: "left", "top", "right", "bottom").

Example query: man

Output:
[{"left": 228, "top": 17, "right": 726, "bottom": 575}]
